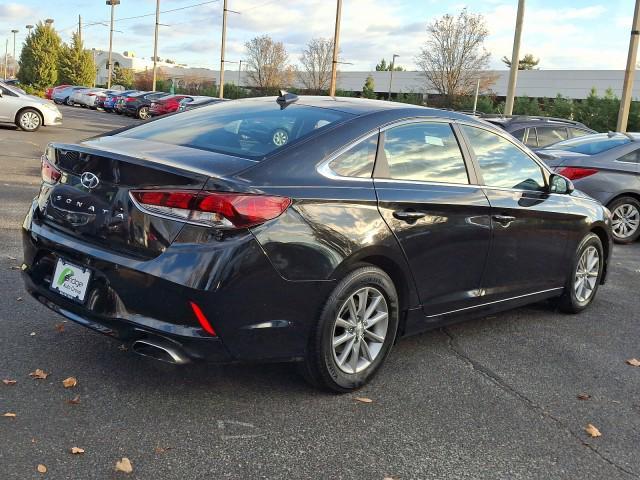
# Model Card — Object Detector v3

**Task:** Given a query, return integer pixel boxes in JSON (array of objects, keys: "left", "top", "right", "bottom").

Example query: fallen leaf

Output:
[
  {"left": 67, "top": 395, "right": 81, "bottom": 405},
  {"left": 2, "top": 379, "right": 17, "bottom": 385},
  {"left": 29, "top": 369, "right": 49, "bottom": 380},
  {"left": 626, "top": 358, "right": 640, "bottom": 367},
  {"left": 62, "top": 377, "right": 77, "bottom": 388},
  {"left": 585, "top": 423, "right": 602, "bottom": 438},
  {"left": 577, "top": 393, "right": 591, "bottom": 400},
  {"left": 154, "top": 446, "right": 172, "bottom": 454},
  {"left": 2, "top": 412, "right": 16, "bottom": 418},
  {"left": 354, "top": 397, "right": 373, "bottom": 404},
  {"left": 54, "top": 323, "right": 65, "bottom": 333},
  {"left": 115, "top": 457, "right": 133, "bottom": 473},
  {"left": 16, "top": 297, "right": 23, "bottom": 302},
  {"left": 37, "top": 464, "right": 47, "bottom": 473},
  {"left": 70, "top": 447, "right": 85, "bottom": 454},
  {"left": 31, "top": 438, "right": 37, "bottom": 444}
]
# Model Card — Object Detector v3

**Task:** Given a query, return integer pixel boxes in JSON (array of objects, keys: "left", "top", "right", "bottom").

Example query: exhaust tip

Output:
[{"left": 132, "top": 339, "right": 190, "bottom": 365}]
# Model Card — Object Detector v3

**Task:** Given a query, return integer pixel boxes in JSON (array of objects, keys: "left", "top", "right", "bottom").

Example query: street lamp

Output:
[
  {"left": 11, "top": 30, "right": 18, "bottom": 78},
  {"left": 44, "top": 19, "right": 54, "bottom": 26},
  {"left": 106, "top": 0, "right": 120, "bottom": 89},
  {"left": 25, "top": 24, "right": 34, "bottom": 36},
  {"left": 388, "top": 53, "right": 399, "bottom": 100},
  {"left": 238, "top": 59, "right": 243, "bottom": 86}
]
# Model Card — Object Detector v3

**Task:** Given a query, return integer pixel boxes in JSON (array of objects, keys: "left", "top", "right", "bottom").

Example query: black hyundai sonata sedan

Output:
[{"left": 22, "top": 94, "right": 612, "bottom": 392}]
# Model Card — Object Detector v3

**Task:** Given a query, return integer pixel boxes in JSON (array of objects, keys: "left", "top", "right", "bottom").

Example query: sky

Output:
[{"left": 0, "top": 0, "right": 636, "bottom": 72}]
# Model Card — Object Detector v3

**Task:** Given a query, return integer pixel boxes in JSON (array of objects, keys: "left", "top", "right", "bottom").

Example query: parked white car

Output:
[
  {"left": 0, "top": 81, "right": 63, "bottom": 132},
  {"left": 69, "top": 87, "right": 94, "bottom": 106}
]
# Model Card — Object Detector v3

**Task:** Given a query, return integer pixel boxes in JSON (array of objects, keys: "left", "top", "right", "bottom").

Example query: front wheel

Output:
[
  {"left": 608, "top": 197, "right": 640, "bottom": 244},
  {"left": 300, "top": 265, "right": 399, "bottom": 392},
  {"left": 137, "top": 106, "right": 150, "bottom": 120},
  {"left": 16, "top": 109, "right": 42, "bottom": 132},
  {"left": 557, "top": 233, "right": 604, "bottom": 313}
]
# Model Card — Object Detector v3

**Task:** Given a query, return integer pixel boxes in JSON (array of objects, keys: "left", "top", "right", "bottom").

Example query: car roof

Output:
[{"left": 481, "top": 115, "right": 590, "bottom": 129}]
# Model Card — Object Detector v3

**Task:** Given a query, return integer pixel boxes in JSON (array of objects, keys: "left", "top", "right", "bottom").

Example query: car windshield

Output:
[
  {"left": 118, "top": 99, "right": 353, "bottom": 158},
  {"left": 545, "top": 134, "right": 632, "bottom": 155}
]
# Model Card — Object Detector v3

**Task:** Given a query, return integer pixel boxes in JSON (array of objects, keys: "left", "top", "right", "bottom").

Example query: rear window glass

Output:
[
  {"left": 328, "top": 135, "right": 378, "bottom": 178},
  {"left": 118, "top": 100, "right": 352, "bottom": 158},
  {"left": 547, "top": 135, "right": 631, "bottom": 155}
]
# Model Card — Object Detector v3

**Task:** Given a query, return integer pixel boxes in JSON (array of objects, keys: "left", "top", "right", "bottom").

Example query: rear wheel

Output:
[
  {"left": 16, "top": 109, "right": 42, "bottom": 132},
  {"left": 300, "top": 265, "right": 399, "bottom": 392},
  {"left": 137, "top": 106, "right": 150, "bottom": 120},
  {"left": 608, "top": 196, "right": 640, "bottom": 244},
  {"left": 65, "top": 97, "right": 73, "bottom": 106},
  {"left": 557, "top": 233, "right": 604, "bottom": 313}
]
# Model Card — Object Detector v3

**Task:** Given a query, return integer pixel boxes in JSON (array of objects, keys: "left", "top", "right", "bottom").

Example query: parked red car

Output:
[
  {"left": 149, "top": 94, "right": 192, "bottom": 116},
  {"left": 45, "top": 84, "right": 71, "bottom": 100}
]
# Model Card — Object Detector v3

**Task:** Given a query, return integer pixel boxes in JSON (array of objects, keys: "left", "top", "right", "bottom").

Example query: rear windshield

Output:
[
  {"left": 546, "top": 135, "right": 631, "bottom": 155},
  {"left": 118, "top": 99, "right": 353, "bottom": 158}
]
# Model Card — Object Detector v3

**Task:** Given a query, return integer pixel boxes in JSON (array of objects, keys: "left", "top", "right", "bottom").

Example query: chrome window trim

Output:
[
  {"left": 372, "top": 177, "right": 479, "bottom": 189},
  {"left": 426, "top": 287, "right": 564, "bottom": 318},
  {"left": 317, "top": 130, "right": 379, "bottom": 182}
]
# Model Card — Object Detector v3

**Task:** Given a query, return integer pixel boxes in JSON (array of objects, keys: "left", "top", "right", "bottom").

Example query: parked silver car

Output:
[
  {"left": 52, "top": 86, "right": 87, "bottom": 105},
  {"left": 539, "top": 132, "right": 640, "bottom": 243},
  {"left": 0, "top": 81, "right": 63, "bottom": 132}
]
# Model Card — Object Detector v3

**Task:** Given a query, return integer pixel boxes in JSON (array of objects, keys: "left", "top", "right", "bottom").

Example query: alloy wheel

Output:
[
  {"left": 19, "top": 111, "right": 41, "bottom": 131},
  {"left": 611, "top": 203, "right": 640, "bottom": 239},
  {"left": 332, "top": 287, "right": 389, "bottom": 374},
  {"left": 139, "top": 107, "right": 150, "bottom": 120},
  {"left": 574, "top": 246, "right": 600, "bottom": 303}
]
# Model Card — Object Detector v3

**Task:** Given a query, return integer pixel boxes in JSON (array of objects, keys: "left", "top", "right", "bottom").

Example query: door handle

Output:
[
  {"left": 393, "top": 210, "right": 427, "bottom": 222},
  {"left": 492, "top": 214, "right": 516, "bottom": 225}
]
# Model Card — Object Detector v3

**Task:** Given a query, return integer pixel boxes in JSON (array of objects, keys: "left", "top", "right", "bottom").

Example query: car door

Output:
[
  {"left": 459, "top": 124, "right": 573, "bottom": 302},
  {"left": 374, "top": 120, "right": 492, "bottom": 318},
  {"left": 0, "top": 84, "right": 20, "bottom": 122}
]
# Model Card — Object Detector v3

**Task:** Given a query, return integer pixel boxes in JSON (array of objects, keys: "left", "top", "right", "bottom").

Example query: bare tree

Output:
[
  {"left": 298, "top": 37, "right": 333, "bottom": 93},
  {"left": 416, "top": 9, "right": 495, "bottom": 106},
  {"left": 245, "top": 35, "right": 290, "bottom": 90}
]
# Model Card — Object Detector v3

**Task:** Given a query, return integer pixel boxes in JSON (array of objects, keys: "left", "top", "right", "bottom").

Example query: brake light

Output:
[
  {"left": 126, "top": 97, "right": 136, "bottom": 102},
  {"left": 87, "top": 93, "right": 96, "bottom": 96},
  {"left": 130, "top": 190, "right": 291, "bottom": 228},
  {"left": 41, "top": 154, "right": 61, "bottom": 184},
  {"left": 189, "top": 301, "right": 216, "bottom": 336},
  {"left": 556, "top": 167, "right": 598, "bottom": 181}
]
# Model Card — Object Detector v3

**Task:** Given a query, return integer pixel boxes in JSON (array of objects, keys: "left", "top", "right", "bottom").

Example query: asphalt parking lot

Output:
[{"left": 1, "top": 105, "right": 639, "bottom": 479}]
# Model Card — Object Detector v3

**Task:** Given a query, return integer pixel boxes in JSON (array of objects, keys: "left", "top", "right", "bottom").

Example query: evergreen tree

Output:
[
  {"left": 18, "top": 21, "right": 62, "bottom": 88},
  {"left": 112, "top": 65, "right": 135, "bottom": 89},
  {"left": 58, "top": 32, "right": 95, "bottom": 86},
  {"left": 362, "top": 75, "right": 376, "bottom": 99}
]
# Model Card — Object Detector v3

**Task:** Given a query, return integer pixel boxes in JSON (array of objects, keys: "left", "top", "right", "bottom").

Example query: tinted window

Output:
[
  {"left": 548, "top": 135, "right": 631, "bottom": 155},
  {"left": 462, "top": 125, "right": 545, "bottom": 191},
  {"left": 569, "top": 128, "right": 590, "bottom": 138},
  {"left": 536, "top": 127, "right": 568, "bottom": 147},
  {"left": 328, "top": 135, "right": 377, "bottom": 178},
  {"left": 511, "top": 129, "right": 525, "bottom": 142},
  {"left": 523, "top": 128, "right": 538, "bottom": 148},
  {"left": 0, "top": 84, "right": 18, "bottom": 97},
  {"left": 382, "top": 123, "right": 469, "bottom": 184},
  {"left": 119, "top": 100, "right": 351, "bottom": 158},
  {"left": 618, "top": 149, "right": 640, "bottom": 163}
]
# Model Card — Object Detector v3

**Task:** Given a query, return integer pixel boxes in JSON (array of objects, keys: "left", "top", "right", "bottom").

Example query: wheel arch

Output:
[
  {"left": 589, "top": 225, "right": 610, "bottom": 284},
  {"left": 606, "top": 191, "right": 640, "bottom": 207},
  {"left": 14, "top": 107, "right": 44, "bottom": 128}
]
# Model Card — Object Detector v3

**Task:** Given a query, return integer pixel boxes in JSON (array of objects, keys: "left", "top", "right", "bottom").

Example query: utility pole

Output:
[
  {"left": 329, "top": 0, "right": 342, "bottom": 96},
  {"left": 388, "top": 53, "right": 399, "bottom": 100},
  {"left": 106, "top": 0, "right": 120, "bottom": 89},
  {"left": 238, "top": 59, "right": 242, "bottom": 86},
  {"left": 219, "top": 0, "right": 228, "bottom": 98},
  {"left": 11, "top": 30, "right": 18, "bottom": 78},
  {"left": 472, "top": 78, "right": 480, "bottom": 115},
  {"left": 505, "top": 0, "right": 525, "bottom": 115},
  {"left": 78, "top": 15, "right": 82, "bottom": 42},
  {"left": 152, "top": 0, "right": 160, "bottom": 90},
  {"left": 617, "top": 0, "right": 640, "bottom": 132},
  {"left": 3, "top": 38, "right": 8, "bottom": 80}
]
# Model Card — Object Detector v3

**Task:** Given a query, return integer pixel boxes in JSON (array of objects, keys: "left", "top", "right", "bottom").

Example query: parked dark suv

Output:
[{"left": 481, "top": 115, "right": 596, "bottom": 149}]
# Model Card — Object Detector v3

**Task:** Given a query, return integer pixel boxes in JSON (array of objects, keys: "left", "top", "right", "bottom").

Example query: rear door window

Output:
[
  {"left": 536, "top": 127, "right": 568, "bottom": 147},
  {"left": 328, "top": 135, "right": 378, "bottom": 178},
  {"left": 618, "top": 149, "right": 640, "bottom": 163},
  {"left": 381, "top": 122, "right": 469, "bottom": 184}
]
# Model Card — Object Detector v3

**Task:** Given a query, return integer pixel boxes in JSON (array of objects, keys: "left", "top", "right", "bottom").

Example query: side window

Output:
[
  {"left": 523, "top": 128, "right": 538, "bottom": 148},
  {"left": 511, "top": 128, "right": 525, "bottom": 142},
  {"left": 328, "top": 135, "right": 378, "bottom": 178},
  {"left": 536, "top": 127, "right": 568, "bottom": 147},
  {"left": 569, "top": 128, "right": 590, "bottom": 139},
  {"left": 461, "top": 125, "right": 546, "bottom": 192},
  {"left": 618, "top": 149, "right": 640, "bottom": 163},
  {"left": 382, "top": 123, "right": 469, "bottom": 184},
  {"left": 0, "top": 85, "right": 17, "bottom": 97}
]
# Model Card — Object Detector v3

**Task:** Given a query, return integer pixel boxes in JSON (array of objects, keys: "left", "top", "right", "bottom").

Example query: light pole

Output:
[
  {"left": 329, "top": 0, "right": 343, "bottom": 96},
  {"left": 617, "top": 0, "right": 640, "bottom": 132},
  {"left": 25, "top": 24, "right": 34, "bottom": 36},
  {"left": 152, "top": 0, "right": 160, "bottom": 90},
  {"left": 3, "top": 38, "right": 8, "bottom": 80},
  {"left": 237, "top": 59, "right": 242, "bottom": 86},
  {"left": 11, "top": 29, "right": 18, "bottom": 78},
  {"left": 388, "top": 53, "right": 399, "bottom": 100},
  {"left": 106, "top": 0, "right": 120, "bottom": 89},
  {"left": 505, "top": 0, "right": 525, "bottom": 115},
  {"left": 218, "top": 0, "right": 239, "bottom": 99}
]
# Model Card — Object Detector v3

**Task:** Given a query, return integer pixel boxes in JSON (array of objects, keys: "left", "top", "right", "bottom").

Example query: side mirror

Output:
[{"left": 549, "top": 173, "right": 574, "bottom": 194}]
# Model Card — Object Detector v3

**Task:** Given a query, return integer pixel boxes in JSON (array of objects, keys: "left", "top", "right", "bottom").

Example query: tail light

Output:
[
  {"left": 126, "top": 97, "right": 136, "bottom": 102},
  {"left": 189, "top": 301, "right": 216, "bottom": 336},
  {"left": 130, "top": 190, "right": 291, "bottom": 228},
  {"left": 87, "top": 93, "right": 96, "bottom": 97},
  {"left": 556, "top": 167, "right": 598, "bottom": 181},
  {"left": 41, "top": 148, "right": 61, "bottom": 184}
]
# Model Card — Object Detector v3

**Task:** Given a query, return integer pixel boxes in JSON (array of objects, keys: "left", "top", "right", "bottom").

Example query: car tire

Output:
[
  {"left": 137, "top": 106, "right": 150, "bottom": 120},
  {"left": 16, "top": 108, "right": 42, "bottom": 132},
  {"left": 300, "top": 265, "right": 399, "bottom": 392},
  {"left": 64, "top": 97, "right": 72, "bottom": 106},
  {"left": 607, "top": 196, "right": 640, "bottom": 244},
  {"left": 557, "top": 233, "right": 604, "bottom": 314}
]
